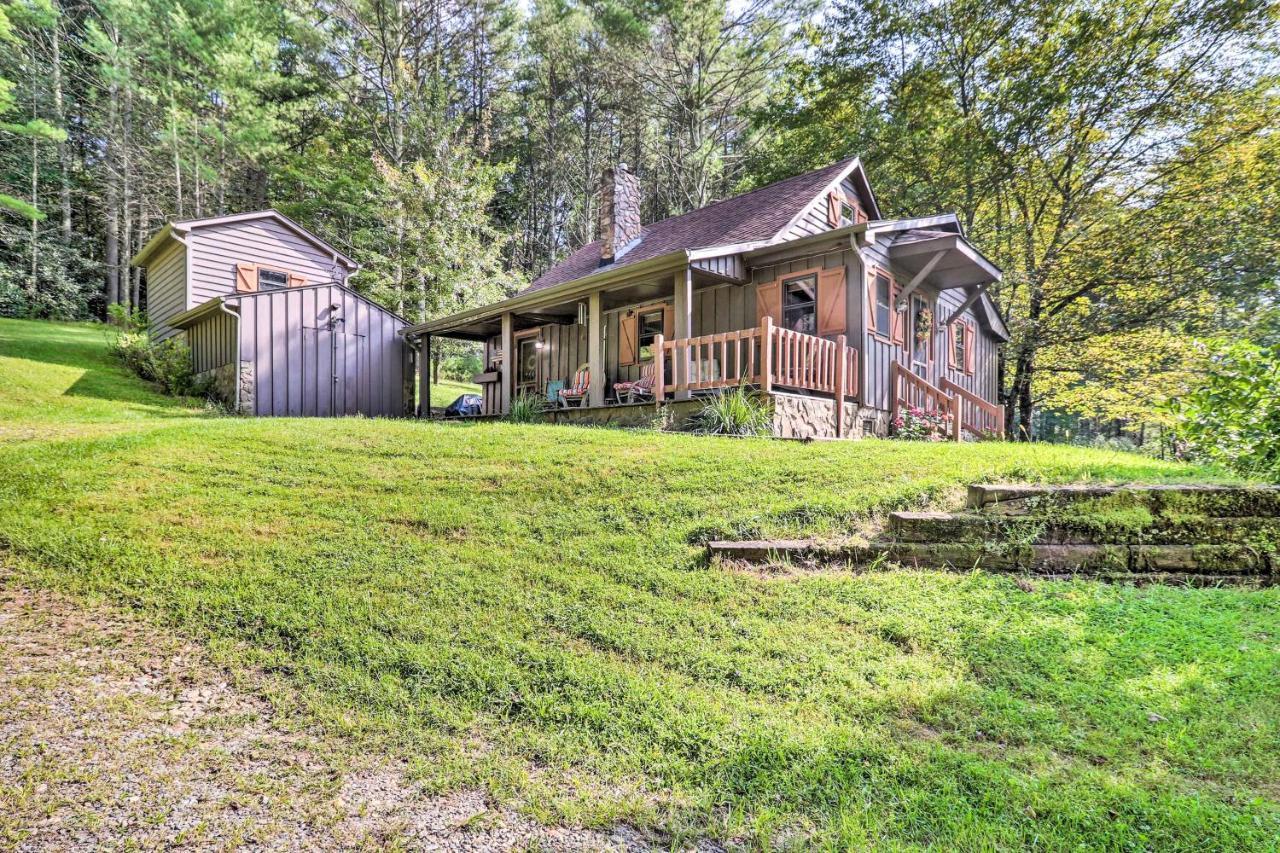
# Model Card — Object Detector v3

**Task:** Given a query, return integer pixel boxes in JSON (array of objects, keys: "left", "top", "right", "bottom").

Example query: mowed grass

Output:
[
  {"left": 1, "top": 317, "right": 1277, "bottom": 849},
  {"left": 429, "top": 377, "right": 481, "bottom": 406}
]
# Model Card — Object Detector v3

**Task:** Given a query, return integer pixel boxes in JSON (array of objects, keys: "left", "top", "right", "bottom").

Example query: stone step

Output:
[
  {"left": 966, "top": 484, "right": 1280, "bottom": 518},
  {"left": 888, "top": 511, "right": 1280, "bottom": 547},
  {"left": 883, "top": 542, "right": 1273, "bottom": 577},
  {"left": 709, "top": 538, "right": 1273, "bottom": 581}
]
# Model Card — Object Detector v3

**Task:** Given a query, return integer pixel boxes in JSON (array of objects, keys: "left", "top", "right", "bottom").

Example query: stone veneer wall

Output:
[
  {"left": 194, "top": 360, "right": 254, "bottom": 415},
  {"left": 770, "top": 392, "right": 886, "bottom": 440}
]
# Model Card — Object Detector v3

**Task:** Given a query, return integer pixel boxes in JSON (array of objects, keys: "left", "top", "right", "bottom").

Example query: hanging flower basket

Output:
[{"left": 915, "top": 307, "right": 933, "bottom": 345}]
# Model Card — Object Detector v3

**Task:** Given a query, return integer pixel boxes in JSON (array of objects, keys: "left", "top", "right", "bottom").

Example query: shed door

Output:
[{"left": 305, "top": 322, "right": 366, "bottom": 416}]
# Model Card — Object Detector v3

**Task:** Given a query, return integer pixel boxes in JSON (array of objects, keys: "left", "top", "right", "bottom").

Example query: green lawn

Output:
[
  {"left": 1, "top": 317, "right": 1276, "bottom": 849},
  {"left": 429, "top": 377, "right": 481, "bottom": 407}
]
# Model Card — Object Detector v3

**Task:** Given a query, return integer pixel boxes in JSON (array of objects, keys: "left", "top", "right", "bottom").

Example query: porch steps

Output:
[{"left": 707, "top": 484, "right": 1280, "bottom": 585}]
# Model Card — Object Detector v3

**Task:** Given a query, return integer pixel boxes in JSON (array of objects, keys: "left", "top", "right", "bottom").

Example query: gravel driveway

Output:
[{"left": 0, "top": 581, "right": 656, "bottom": 851}]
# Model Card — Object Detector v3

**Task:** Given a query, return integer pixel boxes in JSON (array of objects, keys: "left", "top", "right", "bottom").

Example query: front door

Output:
[
  {"left": 515, "top": 335, "right": 540, "bottom": 398},
  {"left": 909, "top": 295, "right": 931, "bottom": 378}
]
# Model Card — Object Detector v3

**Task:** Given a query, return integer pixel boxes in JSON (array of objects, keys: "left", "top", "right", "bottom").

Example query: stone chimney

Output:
[{"left": 598, "top": 164, "right": 642, "bottom": 264}]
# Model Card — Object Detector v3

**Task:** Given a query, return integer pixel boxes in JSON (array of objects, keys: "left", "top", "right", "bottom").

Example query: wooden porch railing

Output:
[
  {"left": 941, "top": 377, "right": 1006, "bottom": 439},
  {"left": 654, "top": 317, "right": 859, "bottom": 433},
  {"left": 890, "top": 364, "right": 1006, "bottom": 441},
  {"left": 890, "top": 362, "right": 956, "bottom": 439}
]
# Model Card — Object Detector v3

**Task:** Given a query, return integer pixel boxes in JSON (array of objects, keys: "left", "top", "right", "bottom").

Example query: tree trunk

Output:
[
  {"left": 105, "top": 73, "right": 121, "bottom": 308},
  {"left": 122, "top": 84, "right": 134, "bottom": 313},
  {"left": 52, "top": 14, "right": 71, "bottom": 241}
]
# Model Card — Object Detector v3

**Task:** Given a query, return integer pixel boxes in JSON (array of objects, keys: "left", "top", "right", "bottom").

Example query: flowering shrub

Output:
[{"left": 892, "top": 405, "right": 950, "bottom": 440}]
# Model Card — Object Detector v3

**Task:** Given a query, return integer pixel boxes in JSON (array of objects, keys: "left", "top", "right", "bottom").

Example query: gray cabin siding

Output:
[
  {"left": 145, "top": 240, "right": 187, "bottom": 342},
  {"left": 188, "top": 308, "right": 238, "bottom": 374},
  {"left": 857, "top": 236, "right": 1001, "bottom": 413},
  {"left": 781, "top": 176, "right": 865, "bottom": 241},
  {"left": 228, "top": 283, "right": 410, "bottom": 418},
  {"left": 188, "top": 218, "right": 351, "bottom": 307}
]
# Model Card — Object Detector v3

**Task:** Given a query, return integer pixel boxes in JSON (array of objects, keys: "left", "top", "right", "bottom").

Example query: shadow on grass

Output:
[{"left": 0, "top": 319, "right": 204, "bottom": 414}]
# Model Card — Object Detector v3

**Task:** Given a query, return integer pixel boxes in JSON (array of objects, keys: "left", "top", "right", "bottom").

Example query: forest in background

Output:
[{"left": 1, "top": 0, "right": 1278, "bottom": 437}]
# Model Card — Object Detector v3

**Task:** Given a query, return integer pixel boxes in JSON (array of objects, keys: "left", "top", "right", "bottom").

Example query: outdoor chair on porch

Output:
[
  {"left": 613, "top": 362, "right": 657, "bottom": 404},
  {"left": 559, "top": 364, "right": 591, "bottom": 408}
]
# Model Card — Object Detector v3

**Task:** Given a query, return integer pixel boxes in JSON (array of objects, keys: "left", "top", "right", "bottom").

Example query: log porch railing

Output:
[
  {"left": 654, "top": 317, "right": 859, "bottom": 423},
  {"left": 890, "top": 363, "right": 1005, "bottom": 440}
]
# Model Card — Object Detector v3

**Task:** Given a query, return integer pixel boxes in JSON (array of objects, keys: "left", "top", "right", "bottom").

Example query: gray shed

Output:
[{"left": 132, "top": 210, "right": 415, "bottom": 418}]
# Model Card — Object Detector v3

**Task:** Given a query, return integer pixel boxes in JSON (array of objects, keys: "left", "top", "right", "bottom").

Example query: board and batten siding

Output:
[
  {"left": 187, "top": 308, "right": 238, "bottom": 374},
  {"left": 145, "top": 240, "right": 188, "bottom": 342},
  {"left": 227, "top": 283, "right": 410, "bottom": 418},
  {"left": 937, "top": 288, "right": 999, "bottom": 403},
  {"left": 857, "top": 236, "right": 1000, "bottom": 412},
  {"left": 781, "top": 176, "right": 866, "bottom": 241},
  {"left": 188, "top": 218, "right": 351, "bottom": 308}
]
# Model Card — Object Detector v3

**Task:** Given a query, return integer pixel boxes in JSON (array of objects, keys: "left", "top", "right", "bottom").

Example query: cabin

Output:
[
  {"left": 403, "top": 158, "right": 1009, "bottom": 439},
  {"left": 131, "top": 210, "right": 415, "bottom": 418}
]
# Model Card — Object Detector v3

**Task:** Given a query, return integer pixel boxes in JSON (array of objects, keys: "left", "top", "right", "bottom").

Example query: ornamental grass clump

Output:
[
  {"left": 506, "top": 392, "right": 546, "bottom": 424},
  {"left": 690, "top": 383, "right": 773, "bottom": 436}
]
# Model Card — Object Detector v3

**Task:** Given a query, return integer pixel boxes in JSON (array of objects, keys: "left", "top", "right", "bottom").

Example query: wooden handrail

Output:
[
  {"left": 891, "top": 362, "right": 958, "bottom": 440},
  {"left": 941, "top": 377, "right": 1005, "bottom": 438}
]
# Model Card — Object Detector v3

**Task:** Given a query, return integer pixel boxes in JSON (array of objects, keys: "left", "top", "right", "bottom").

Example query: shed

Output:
[{"left": 132, "top": 210, "right": 415, "bottom": 417}]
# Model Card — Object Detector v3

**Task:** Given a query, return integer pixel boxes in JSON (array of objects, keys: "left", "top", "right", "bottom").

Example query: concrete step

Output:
[
  {"left": 966, "top": 484, "right": 1280, "bottom": 517},
  {"left": 888, "top": 511, "right": 1280, "bottom": 547}
]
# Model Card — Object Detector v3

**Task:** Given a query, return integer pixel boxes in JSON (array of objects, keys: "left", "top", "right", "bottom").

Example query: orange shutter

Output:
[
  {"left": 235, "top": 263, "right": 257, "bottom": 292},
  {"left": 817, "top": 267, "right": 846, "bottom": 336},
  {"left": 756, "top": 279, "right": 782, "bottom": 325},
  {"left": 889, "top": 281, "right": 905, "bottom": 345},
  {"left": 662, "top": 304, "right": 674, "bottom": 338},
  {"left": 948, "top": 324, "right": 959, "bottom": 369},
  {"left": 827, "top": 192, "right": 840, "bottom": 227},
  {"left": 619, "top": 312, "right": 638, "bottom": 365},
  {"left": 965, "top": 320, "right": 977, "bottom": 374},
  {"left": 288, "top": 272, "right": 307, "bottom": 287}
]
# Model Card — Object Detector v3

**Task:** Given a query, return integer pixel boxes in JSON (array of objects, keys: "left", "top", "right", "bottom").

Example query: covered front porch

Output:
[{"left": 408, "top": 259, "right": 860, "bottom": 435}]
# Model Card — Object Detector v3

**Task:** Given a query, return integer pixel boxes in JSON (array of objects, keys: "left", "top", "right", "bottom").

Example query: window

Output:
[
  {"left": 952, "top": 323, "right": 968, "bottom": 372},
  {"left": 257, "top": 268, "right": 288, "bottom": 290},
  {"left": 782, "top": 274, "right": 817, "bottom": 334},
  {"left": 637, "top": 309, "right": 664, "bottom": 361},
  {"left": 873, "top": 273, "right": 892, "bottom": 336},
  {"left": 840, "top": 201, "right": 857, "bottom": 225}
]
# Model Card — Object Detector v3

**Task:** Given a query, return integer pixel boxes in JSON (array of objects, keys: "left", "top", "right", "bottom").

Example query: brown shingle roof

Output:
[{"left": 526, "top": 158, "right": 861, "bottom": 293}]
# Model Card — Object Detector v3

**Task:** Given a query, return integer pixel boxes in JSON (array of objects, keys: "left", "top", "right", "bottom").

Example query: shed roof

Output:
[
  {"left": 168, "top": 280, "right": 408, "bottom": 330},
  {"left": 525, "top": 157, "right": 878, "bottom": 293},
  {"left": 131, "top": 209, "right": 359, "bottom": 269}
]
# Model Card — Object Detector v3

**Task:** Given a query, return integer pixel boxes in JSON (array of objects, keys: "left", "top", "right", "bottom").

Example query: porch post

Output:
[
  {"left": 500, "top": 311, "right": 514, "bottom": 415},
  {"left": 421, "top": 333, "right": 432, "bottom": 418},
  {"left": 673, "top": 267, "right": 693, "bottom": 401},
  {"left": 834, "top": 333, "right": 846, "bottom": 438},
  {"left": 588, "top": 290, "right": 604, "bottom": 407}
]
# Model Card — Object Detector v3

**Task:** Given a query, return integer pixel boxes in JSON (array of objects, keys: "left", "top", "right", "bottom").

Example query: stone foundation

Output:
[
  {"left": 195, "top": 361, "right": 255, "bottom": 415},
  {"left": 769, "top": 393, "right": 886, "bottom": 440},
  {"left": 533, "top": 393, "right": 890, "bottom": 440}
]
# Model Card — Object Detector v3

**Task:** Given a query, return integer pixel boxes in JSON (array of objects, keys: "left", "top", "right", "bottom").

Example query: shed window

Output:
[
  {"left": 873, "top": 273, "right": 892, "bottom": 336},
  {"left": 257, "top": 268, "right": 288, "bottom": 290},
  {"left": 840, "top": 201, "right": 857, "bottom": 225},
  {"left": 782, "top": 273, "right": 817, "bottom": 334},
  {"left": 637, "top": 309, "right": 664, "bottom": 361}
]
